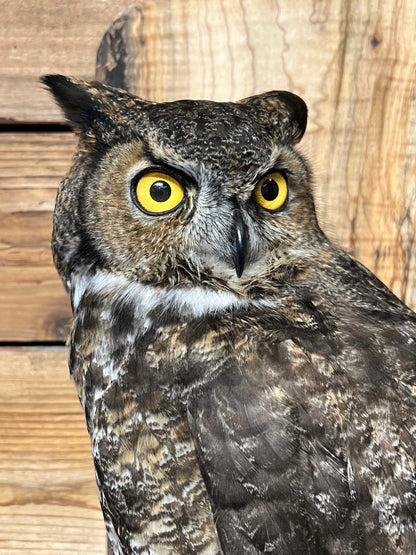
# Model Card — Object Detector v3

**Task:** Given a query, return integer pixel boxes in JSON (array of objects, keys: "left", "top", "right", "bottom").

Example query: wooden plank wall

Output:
[{"left": 0, "top": 0, "right": 415, "bottom": 552}]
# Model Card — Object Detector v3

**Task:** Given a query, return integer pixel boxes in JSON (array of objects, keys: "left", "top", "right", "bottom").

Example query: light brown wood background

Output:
[{"left": 0, "top": 0, "right": 415, "bottom": 552}]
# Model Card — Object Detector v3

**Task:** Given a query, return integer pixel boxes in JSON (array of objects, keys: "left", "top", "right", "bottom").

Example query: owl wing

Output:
[{"left": 186, "top": 261, "right": 416, "bottom": 554}]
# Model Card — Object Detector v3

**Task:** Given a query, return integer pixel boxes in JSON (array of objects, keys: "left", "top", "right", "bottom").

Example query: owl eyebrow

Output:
[
  {"left": 144, "top": 151, "right": 199, "bottom": 186},
  {"left": 257, "top": 155, "right": 288, "bottom": 179}
]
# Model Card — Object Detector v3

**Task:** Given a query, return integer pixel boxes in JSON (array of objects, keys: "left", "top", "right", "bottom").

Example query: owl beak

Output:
[{"left": 230, "top": 209, "right": 247, "bottom": 278}]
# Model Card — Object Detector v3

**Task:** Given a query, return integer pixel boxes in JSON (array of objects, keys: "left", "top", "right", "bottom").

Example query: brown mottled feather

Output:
[{"left": 70, "top": 289, "right": 220, "bottom": 554}]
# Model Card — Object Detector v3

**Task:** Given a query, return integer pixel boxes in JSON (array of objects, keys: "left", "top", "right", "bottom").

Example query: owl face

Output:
[{"left": 44, "top": 76, "right": 322, "bottom": 293}]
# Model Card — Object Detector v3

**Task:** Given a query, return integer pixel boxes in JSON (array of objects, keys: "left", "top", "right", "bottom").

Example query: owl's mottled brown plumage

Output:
[{"left": 43, "top": 74, "right": 416, "bottom": 554}]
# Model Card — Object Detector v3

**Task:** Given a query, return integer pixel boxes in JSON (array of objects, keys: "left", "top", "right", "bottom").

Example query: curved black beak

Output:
[{"left": 230, "top": 208, "right": 248, "bottom": 278}]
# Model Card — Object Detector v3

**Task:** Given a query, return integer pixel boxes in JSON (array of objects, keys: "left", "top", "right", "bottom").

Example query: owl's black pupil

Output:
[
  {"left": 150, "top": 181, "right": 171, "bottom": 202},
  {"left": 261, "top": 179, "right": 279, "bottom": 201}
]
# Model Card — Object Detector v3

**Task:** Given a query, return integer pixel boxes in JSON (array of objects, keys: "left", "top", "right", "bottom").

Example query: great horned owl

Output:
[{"left": 43, "top": 74, "right": 416, "bottom": 554}]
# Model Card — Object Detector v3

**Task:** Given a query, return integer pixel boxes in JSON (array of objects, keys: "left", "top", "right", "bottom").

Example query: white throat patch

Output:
[{"left": 71, "top": 271, "right": 269, "bottom": 320}]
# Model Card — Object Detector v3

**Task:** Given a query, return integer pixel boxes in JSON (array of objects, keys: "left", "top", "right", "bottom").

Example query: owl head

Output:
[{"left": 43, "top": 75, "right": 323, "bottom": 296}]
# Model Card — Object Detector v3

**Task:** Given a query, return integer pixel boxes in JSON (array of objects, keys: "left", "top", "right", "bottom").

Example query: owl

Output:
[{"left": 43, "top": 74, "right": 416, "bottom": 555}]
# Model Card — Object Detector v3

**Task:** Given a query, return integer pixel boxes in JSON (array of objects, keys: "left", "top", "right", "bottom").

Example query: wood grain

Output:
[
  {"left": 96, "top": 0, "right": 416, "bottom": 309},
  {"left": 0, "top": 131, "right": 76, "bottom": 189},
  {"left": 0, "top": 133, "right": 75, "bottom": 342},
  {"left": 0, "top": 0, "right": 130, "bottom": 123},
  {"left": 0, "top": 347, "right": 106, "bottom": 553}
]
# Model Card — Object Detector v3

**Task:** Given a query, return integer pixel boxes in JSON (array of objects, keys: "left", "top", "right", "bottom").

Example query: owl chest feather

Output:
[
  {"left": 69, "top": 268, "right": 416, "bottom": 554},
  {"left": 69, "top": 274, "right": 237, "bottom": 554}
]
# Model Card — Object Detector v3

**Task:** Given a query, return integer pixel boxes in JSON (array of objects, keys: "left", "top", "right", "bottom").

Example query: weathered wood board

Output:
[
  {"left": 0, "top": 132, "right": 74, "bottom": 342},
  {"left": 0, "top": 347, "right": 106, "bottom": 553},
  {"left": 0, "top": 0, "right": 130, "bottom": 123}
]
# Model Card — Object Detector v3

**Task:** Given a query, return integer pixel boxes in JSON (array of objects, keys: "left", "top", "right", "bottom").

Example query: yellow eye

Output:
[
  {"left": 253, "top": 171, "right": 288, "bottom": 212},
  {"left": 133, "top": 171, "right": 185, "bottom": 215}
]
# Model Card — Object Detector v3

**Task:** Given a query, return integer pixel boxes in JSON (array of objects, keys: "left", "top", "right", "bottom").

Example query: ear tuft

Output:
[
  {"left": 41, "top": 74, "right": 153, "bottom": 145},
  {"left": 41, "top": 74, "right": 106, "bottom": 135},
  {"left": 238, "top": 90, "right": 308, "bottom": 144}
]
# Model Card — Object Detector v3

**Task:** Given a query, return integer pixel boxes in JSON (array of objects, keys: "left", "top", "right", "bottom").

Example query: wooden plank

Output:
[
  {"left": 0, "top": 133, "right": 74, "bottom": 342},
  {"left": 0, "top": 0, "right": 131, "bottom": 123},
  {"left": 0, "top": 347, "right": 106, "bottom": 553},
  {"left": 0, "top": 131, "right": 76, "bottom": 188}
]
